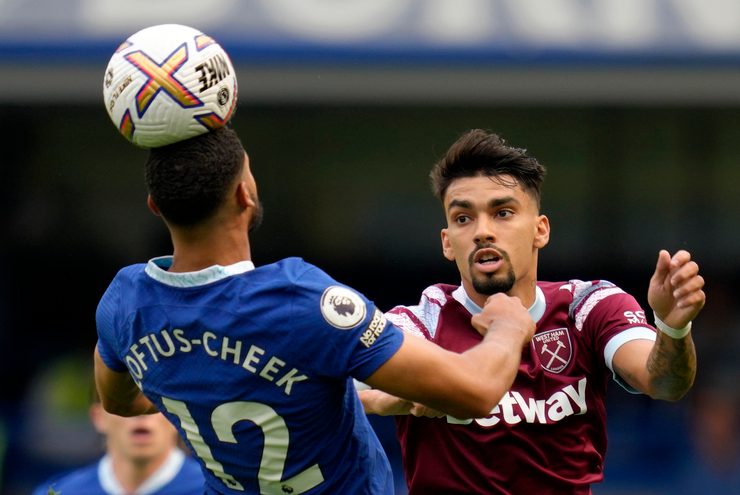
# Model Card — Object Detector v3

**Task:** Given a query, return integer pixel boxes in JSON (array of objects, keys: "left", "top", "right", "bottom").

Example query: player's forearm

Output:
[
  {"left": 99, "top": 386, "right": 159, "bottom": 416},
  {"left": 468, "top": 293, "right": 533, "bottom": 392},
  {"left": 644, "top": 332, "right": 697, "bottom": 401},
  {"left": 126, "top": 392, "right": 159, "bottom": 415},
  {"left": 359, "top": 389, "right": 413, "bottom": 416},
  {"left": 457, "top": 335, "right": 523, "bottom": 410},
  {"left": 440, "top": 314, "right": 531, "bottom": 417},
  {"left": 425, "top": 331, "right": 527, "bottom": 419}
]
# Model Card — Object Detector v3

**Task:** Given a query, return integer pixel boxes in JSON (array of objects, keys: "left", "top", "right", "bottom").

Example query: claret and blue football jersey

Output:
[
  {"left": 387, "top": 281, "right": 658, "bottom": 495},
  {"left": 96, "top": 256, "right": 404, "bottom": 494}
]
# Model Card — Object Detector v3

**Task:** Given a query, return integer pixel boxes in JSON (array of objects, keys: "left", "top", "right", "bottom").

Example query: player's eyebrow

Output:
[
  {"left": 447, "top": 199, "right": 472, "bottom": 211},
  {"left": 447, "top": 196, "right": 519, "bottom": 212},
  {"left": 488, "top": 196, "right": 519, "bottom": 208}
]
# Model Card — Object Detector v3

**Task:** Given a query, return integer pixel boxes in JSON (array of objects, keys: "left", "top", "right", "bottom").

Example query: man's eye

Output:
[
  {"left": 455, "top": 215, "right": 470, "bottom": 224},
  {"left": 497, "top": 210, "right": 513, "bottom": 218}
]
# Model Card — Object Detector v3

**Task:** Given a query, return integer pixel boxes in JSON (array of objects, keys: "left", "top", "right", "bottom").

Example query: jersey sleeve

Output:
[
  {"left": 95, "top": 276, "right": 128, "bottom": 372},
  {"left": 385, "top": 284, "right": 448, "bottom": 340},
  {"left": 573, "top": 280, "right": 656, "bottom": 392},
  {"left": 290, "top": 264, "right": 403, "bottom": 381}
]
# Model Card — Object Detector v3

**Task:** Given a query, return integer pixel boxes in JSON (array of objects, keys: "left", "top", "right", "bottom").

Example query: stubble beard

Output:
[
  {"left": 248, "top": 199, "right": 264, "bottom": 232},
  {"left": 469, "top": 245, "right": 516, "bottom": 296},
  {"left": 472, "top": 268, "right": 516, "bottom": 296}
]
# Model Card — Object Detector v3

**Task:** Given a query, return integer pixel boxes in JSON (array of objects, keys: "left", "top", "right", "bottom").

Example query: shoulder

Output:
[
  {"left": 167, "top": 455, "right": 206, "bottom": 494},
  {"left": 385, "top": 283, "right": 456, "bottom": 338},
  {"left": 253, "top": 259, "right": 359, "bottom": 308},
  {"left": 542, "top": 279, "right": 642, "bottom": 331},
  {"left": 255, "top": 259, "right": 374, "bottom": 326},
  {"left": 113, "top": 262, "right": 148, "bottom": 283},
  {"left": 389, "top": 283, "right": 455, "bottom": 312},
  {"left": 539, "top": 279, "right": 627, "bottom": 308},
  {"left": 33, "top": 462, "right": 100, "bottom": 495},
  {"left": 97, "top": 264, "right": 148, "bottom": 317},
  {"left": 100, "top": 263, "right": 147, "bottom": 298},
  {"left": 538, "top": 278, "right": 622, "bottom": 297},
  {"left": 257, "top": 257, "right": 333, "bottom": 285},
  {"left": 180, "top": 454, "right": 205, "bottom": 475}
]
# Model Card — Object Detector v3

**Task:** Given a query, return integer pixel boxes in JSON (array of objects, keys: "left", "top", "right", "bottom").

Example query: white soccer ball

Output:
[{"left": 103, "top": 24, "right": 238, "bottom": 148}]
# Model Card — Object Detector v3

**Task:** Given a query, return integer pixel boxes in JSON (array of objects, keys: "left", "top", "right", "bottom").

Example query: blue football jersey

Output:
[
  {"left": 96, "top": 257, "right": 403, "bottom": 495},
  {"left": 32, "top": 450, "right": 204, "bottom": 495}
]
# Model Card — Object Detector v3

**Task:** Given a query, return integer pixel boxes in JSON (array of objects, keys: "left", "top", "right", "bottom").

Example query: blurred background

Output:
[{"left": 1, "top": 1, "right": 739, "bottom": 494}]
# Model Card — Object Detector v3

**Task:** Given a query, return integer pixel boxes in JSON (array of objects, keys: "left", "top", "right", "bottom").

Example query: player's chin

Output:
[
  {"left": 128, "top": 447, "right": 161, "bottom": 460},
  {"left": 472, "top": 273, "right": 513, "bottom": 296}
]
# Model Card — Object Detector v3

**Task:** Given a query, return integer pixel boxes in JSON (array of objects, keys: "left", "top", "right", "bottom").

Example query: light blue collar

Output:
[
  {"left": 451, "top": 284, "right": 546, "bottom": 323},
  {"left": 145, "top": 255, "right": 255, "bottom": 288}
]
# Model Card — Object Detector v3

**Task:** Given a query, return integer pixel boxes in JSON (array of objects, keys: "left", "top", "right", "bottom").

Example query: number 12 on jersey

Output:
[{"left": 163, "top": 397, "right": 324, "bottom": 494}]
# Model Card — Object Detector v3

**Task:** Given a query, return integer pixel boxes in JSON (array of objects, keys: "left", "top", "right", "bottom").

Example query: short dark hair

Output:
[
  {"left": 145, "top": 126, "right": 245, "bottom": 226},
  {"left": 430, "top": 129, "right": 546, "bottom": 207}
]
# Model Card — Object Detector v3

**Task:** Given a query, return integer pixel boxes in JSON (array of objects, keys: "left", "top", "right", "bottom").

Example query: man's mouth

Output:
[
  {"left": 130, "top": 426, "right": 152, "bottom": 441},
  {"left": 476, "top": 252, "right": 500, "bottom": 264},
  {"left": 472, "top": 248, "right": 504, "bottom": 271}
]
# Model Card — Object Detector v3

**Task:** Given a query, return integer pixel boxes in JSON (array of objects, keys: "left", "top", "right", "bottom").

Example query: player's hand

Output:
[
  {"left": 648, "top": 249, "right": 705, "bottom": 329},
  {"left": 408, "top": 402, "right": 446, "bottom": 418},
  {"left": 471, "top": 293, "right": 534, "bottom": 347},
  {"left": 359, "top": 389, "right": 416, "bottom": 416}
]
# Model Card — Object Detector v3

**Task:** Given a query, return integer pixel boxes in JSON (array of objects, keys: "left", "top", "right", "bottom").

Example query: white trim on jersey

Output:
[
  {"left": 604, "top": 326, "right": 657, "bottom": 394},
  {"left": 573, "top": 286, "right": 626, "bottom": 332},
  {"left": 145, "top": 256, "right": 256, "bottom": 288},
  {"left": 451, "top": 286, "right": 479, "bottom": 315},
  {"left": 98, "top": 449, "right": 186, "bottom": 495},
  {"left": 386, "top": 285, "right": 446, "bottom": 339}
]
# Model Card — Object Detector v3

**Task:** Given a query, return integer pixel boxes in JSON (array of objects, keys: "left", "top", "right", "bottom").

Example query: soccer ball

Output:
[{"left": 103, "top": 24, "right": 238, "bottom": 148}]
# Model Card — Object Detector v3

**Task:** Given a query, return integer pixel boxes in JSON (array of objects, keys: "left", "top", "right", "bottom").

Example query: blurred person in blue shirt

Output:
[{"left": 32, "top": 393, "right": 203, "bottom": 495}]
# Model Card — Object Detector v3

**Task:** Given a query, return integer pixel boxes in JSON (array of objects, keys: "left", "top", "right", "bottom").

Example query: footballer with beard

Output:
[{"left": 360, "top": 129, "right": 706, "bottom": 495}]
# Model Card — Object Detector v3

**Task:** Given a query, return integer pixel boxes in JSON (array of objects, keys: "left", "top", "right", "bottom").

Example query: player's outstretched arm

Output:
[
  {"left": 94, "top": 345, "right": 159, "bottom": 416},
  {"left": 360, "top": 389, "right": 416, "bottom": 416},
  {"left": 364, "top": 293, "right": 534, "bottom": 419},
  {"left": 613, "top": 249, "right": 704, "bottom": 401},
  {"left": 360, "top": 388, "right": 446, "bottom": 418}
]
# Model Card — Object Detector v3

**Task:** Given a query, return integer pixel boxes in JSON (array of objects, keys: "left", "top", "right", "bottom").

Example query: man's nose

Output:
[{"left": 474, "top": 216, "right": 495, "bottom": 244}]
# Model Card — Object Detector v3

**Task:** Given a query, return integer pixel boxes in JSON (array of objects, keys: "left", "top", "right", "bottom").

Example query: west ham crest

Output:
[{"left": 534, "top": 328, "right": 572, "bottom": 373}]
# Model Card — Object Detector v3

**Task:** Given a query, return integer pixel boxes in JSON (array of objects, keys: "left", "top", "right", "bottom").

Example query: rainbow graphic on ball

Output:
[{"left": 125, "top": 43, "right": 204, "bottom": 118}]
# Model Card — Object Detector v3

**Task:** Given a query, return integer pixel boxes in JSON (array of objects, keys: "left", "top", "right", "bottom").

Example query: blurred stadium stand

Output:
[{"left": 1, "top": 1, "right": 739, "bottom": 494}]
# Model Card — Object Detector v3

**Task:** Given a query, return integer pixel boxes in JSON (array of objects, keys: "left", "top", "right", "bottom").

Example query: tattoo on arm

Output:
[{"left": 646, "top": 333, "right": 697, "bottom": 400}]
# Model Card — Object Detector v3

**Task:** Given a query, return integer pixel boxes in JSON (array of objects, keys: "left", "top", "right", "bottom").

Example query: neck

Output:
[
  {"left": 110, "top": 450, "right": 170, "bottom": 493},
  {"left": 168, "top": 219, "right": 251, "bottom": 272}
]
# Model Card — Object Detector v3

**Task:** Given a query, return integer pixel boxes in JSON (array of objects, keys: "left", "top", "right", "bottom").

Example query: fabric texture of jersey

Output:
[
  {"left": 386, "top": 281, "right": 657, "bottom": 495},
  {"left": 96, "top": 256, "right": 403, "bottom": 495},
  {"left": 32, "top": 449, "right": 204, "bottom": 495}
]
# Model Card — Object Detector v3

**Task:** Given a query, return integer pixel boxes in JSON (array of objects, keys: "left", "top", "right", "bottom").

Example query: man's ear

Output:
[
  {"left": 89, "top": 403, "right": 108, "bottom": 435},
  {"left": 236, "top": 181, "right": 256, "bottom": 209},
  {"left": 534, "top": 214, "right": 550, "bottom": 249},
  {"left": 147, "top": 195, "right": 161, "bottom": 216},
  {"left": 441, "top": 228, "right": 455, "bottom": 261}
]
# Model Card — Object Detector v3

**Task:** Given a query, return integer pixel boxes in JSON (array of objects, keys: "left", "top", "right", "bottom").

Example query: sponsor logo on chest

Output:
[{"left": 447, "top": 377, "right": 589, "bottom": 427}]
